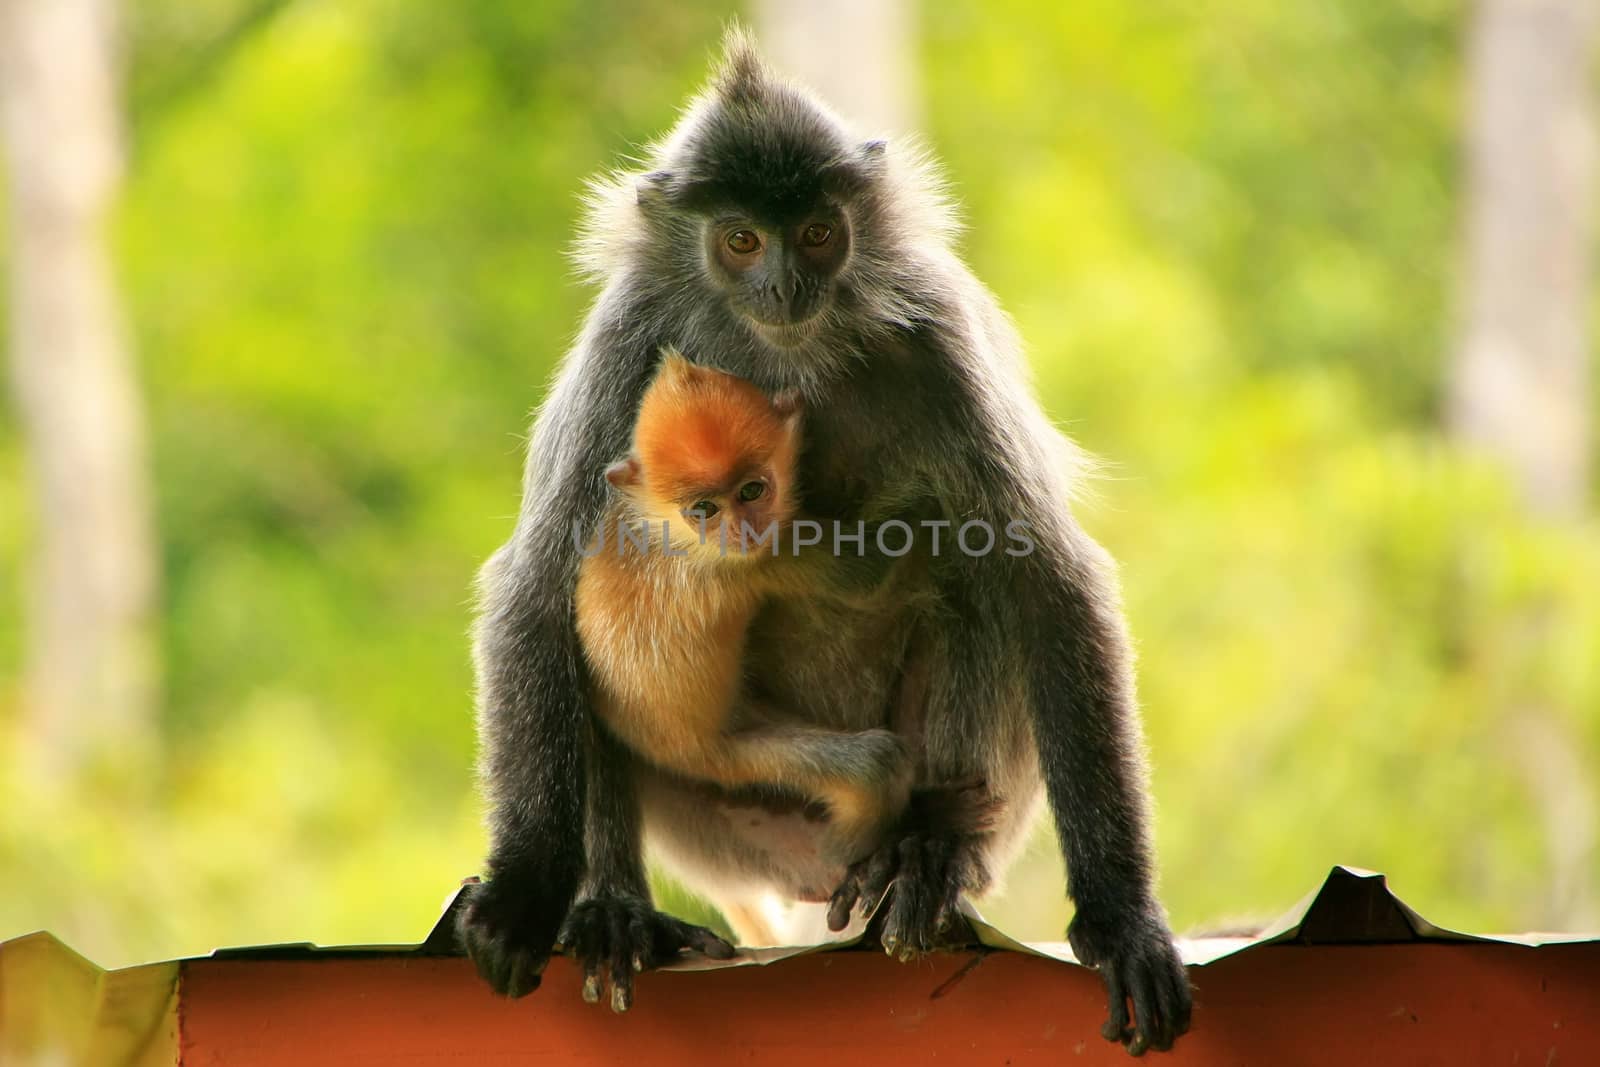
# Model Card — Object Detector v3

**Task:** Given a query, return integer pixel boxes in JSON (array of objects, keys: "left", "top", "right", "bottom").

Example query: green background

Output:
[{"left": 2, "top": 0, "right": 1596, "bottom": 968}]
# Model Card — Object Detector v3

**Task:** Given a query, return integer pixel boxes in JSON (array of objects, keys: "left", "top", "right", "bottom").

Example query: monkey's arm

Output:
[
  {"left": 456, "top": 539, "right": 589, "bottom": 998},
  {"left": 1022, "top": 531, "right": 1191, "bottom": 1055},
  {"left": 592, "top": 672, "right": 911, "bottom": 865},
  {"left": 611, "top": 710, "right": 911, "bottom": 863},
  {"left": 981, "top": 401, "right": 1191, "bottom": 1053},
  {"left": 459, "top": 288, "right": 730, "bottom": 999},
  {"left": 700, "top": 720, "right": 911, "bottom": 862}
]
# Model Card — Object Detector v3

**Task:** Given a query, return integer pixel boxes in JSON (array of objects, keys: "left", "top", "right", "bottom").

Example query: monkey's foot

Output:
[
  {"left": 826, "top": 780, "right": 1000, "bottom": 958},
  {"left": 456, "top": 875, "right": 567, "bottom": 998},
  {"left": 1067, "top": 906, "right": 1192, "bottom": 1056},
  {"left": 824, "top": 830, "right": 987, "bottom": 960},
  {"left": 556, "top": 894, "right": 736, "bottom": 1012}
]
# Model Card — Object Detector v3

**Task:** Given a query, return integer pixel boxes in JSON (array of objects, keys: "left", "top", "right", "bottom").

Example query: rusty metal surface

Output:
[{"left": 177, "top": 943, "right": 1600, "bottom": 1066}]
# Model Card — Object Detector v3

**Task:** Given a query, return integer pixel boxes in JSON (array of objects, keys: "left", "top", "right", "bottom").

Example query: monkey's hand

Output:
[
  {"left": 456, "top": 874, "right": 566, "bottom": 998},
  {"left": 825, "top": 780, "right": 1000, "bottom": 958},
  {"left": 1067, "top": 904, "right": 1192, "bottom": 1056},
  {"left": 557, "top": 893, "right": 736, "bottom": 1012}
]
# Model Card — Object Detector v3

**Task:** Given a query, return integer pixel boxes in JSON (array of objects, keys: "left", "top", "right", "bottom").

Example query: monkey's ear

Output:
[
  {"left": 637, "top": 171, "right": 676, "bottom": 213},
  {"left": 770, "top": 388, "right": 804, "bottom": 419},
  {"left": 821, "top": 140, "right": 888, "bottom": 199},
  {"left": 772, "top": 388, "right": 804, "bottom": 437},
  {"left": 637, "top": 171, "right": 718, "bottom": 216},
  {"left": 656, "top": 348, "right": 699, "bottom": 381},
  {"left": 605, "top": 457, "right": 641, "bottom": 488}
]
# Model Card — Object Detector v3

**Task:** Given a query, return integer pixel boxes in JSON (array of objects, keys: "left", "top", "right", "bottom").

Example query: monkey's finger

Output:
[
  {"left": 555, "top": 908, "right": 589, "bottom": 961},
  {"left": 688, "top": 925, "right": 737, "bottom": 961},
  {"left": 883, "top": 890, "right": 932, "bottom": 959},
  {"left": 499, "top": 949, "right": 546, "bottom": 1000},
  {"left": 1167, "top": 962, "right": 1194, "bottom": 1037},
  {"left": 855, "top": 846, "right": 900, "bottom": 920},
  {"left": 563, "top": 908, "right": 606, "bottom": 1006},
  {"left": 660, "top": 915, "right": 737, "bottom": 961},
  {"left": 1126, "top": 962, "right": 1160, "bottom": 1055},
  {"left": 563, "top": 917, "right": 599, "bottom": 972},
  {"left": 1099, "top": 966, "right": 1132, "bottom": 1046},
  {"left": 931, "top": 860, "right": 968, "bottom": 944},
  {"left": 607, "top": 907, "right": 634, "bottom": 1013},
  {"left": 916, "top": 837, "right": 952, "bottom": 948},
  {"left": 609, "top": 976, "right": 633, "bottom": 1014},
  {"left": 1151, "top": 957, "right": 1191, "bottom": 1048},
  {"left": 628, "top": 912, "right": 653, "bottom": 974},
  {"left": 922, "top": 835, "right": 961, "bottom": 929},
  {"left": 827, "top": 868, "right": 864, "bottom": 932},
  {"left": 1142, "top": 993, "right": 1175, "bottom": 1054},
  {"left": 882, "top": 837, "right": 935, "bottom": 959},
  {"left": 508, "top": 962, "right": 544, "bottom": 999}
]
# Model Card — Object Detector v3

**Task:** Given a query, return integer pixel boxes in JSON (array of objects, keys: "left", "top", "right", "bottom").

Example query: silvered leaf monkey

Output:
[{"left": 460, "top": 29, "right": 1190, "bottom": 1053}]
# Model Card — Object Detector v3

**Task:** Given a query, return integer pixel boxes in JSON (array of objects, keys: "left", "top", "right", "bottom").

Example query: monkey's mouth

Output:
[{"left": 752, "top": 315, "right": 824, "bottom": 348}]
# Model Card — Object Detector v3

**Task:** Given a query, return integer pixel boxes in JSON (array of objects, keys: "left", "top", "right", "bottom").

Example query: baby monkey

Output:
[{"left": 576, "top": 352, "right": 910, "bottom": 868}]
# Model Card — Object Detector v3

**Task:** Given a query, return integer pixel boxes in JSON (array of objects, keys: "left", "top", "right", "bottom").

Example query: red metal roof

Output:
[{"left": 3, "top": 867, "right": 1595, "bottom": 1064}]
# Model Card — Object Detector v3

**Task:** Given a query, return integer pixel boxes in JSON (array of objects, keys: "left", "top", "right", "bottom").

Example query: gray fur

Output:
[{"left": 459, "top": 28, "right": 1189, "bottom": 1053}]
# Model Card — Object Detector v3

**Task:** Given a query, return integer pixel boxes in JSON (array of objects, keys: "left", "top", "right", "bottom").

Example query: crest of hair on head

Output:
[
  {"left": 708, "top": 21, "right": 768, "bottom": 106},
  {"left": 632, "top": 349, "right": 797, "bottom": 505}
]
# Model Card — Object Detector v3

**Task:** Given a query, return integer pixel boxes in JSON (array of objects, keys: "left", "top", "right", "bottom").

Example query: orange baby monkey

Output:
[{"left": 576, "top": 352, "right": 910, "bottom": 868}]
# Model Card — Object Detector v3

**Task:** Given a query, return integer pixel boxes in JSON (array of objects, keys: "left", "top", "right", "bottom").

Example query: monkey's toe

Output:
[
  {"left": 829, "top": 824, "right": 983, "bottom": 955},
  {"left": 559, "top": 894, "right": 736, "bottom": 1011}
]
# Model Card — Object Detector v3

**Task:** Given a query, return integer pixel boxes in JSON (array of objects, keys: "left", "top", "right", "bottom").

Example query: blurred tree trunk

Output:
[
  {"left": 0, "top": 0, "right": 160, "bottom": 775},
  {"left": 751, "top": 0, "right": 919, "bottom": 136},
  {"left": 1450, "top": 0, "right": 1596, "bottom": 516},
  {"left": 1450, "top": 0, "right": 1599, "bottom": 929}
]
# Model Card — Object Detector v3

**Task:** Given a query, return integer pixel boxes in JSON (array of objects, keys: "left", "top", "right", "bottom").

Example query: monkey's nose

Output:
[{"left": 772, "top": 271, "right": 798, "bottom": 304}]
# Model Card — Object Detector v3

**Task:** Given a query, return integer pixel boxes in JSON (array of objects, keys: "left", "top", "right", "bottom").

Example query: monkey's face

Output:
[
  {"left": 665, "top": 462, "right": 793, "bottom": 563},
  {"left": 704, "top": 210, "right": 852, "bottom": 335}
]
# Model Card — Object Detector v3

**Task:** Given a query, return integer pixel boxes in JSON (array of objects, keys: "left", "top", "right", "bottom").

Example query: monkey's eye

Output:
[
  {"left": 686, "top": 500, "right": 720, "bottom": 521},
  {"left": 801, "top": 223, "right": 833, "bottom": 247},
  {"left": 737, "top": 481, "right": 766, "bottom": 502},
  {"left": 726, "top": 230, "right": 762, "bottom": 255}
]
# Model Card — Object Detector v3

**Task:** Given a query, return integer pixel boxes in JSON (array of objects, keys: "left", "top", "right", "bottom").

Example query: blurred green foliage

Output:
[{"left": 1, "top": 0, "right": 1596, "bottom": 968}]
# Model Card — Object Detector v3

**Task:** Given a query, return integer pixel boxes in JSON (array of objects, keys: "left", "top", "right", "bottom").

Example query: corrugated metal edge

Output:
[
  {"left": 3, "top": 863, "right": 1595, "bottom": 1058},
  {"left": 0, "top": 932, "right": 177, "bottom": 1066},
  {"left": 172, "top": 864, "right": 1600, "bottom": 969}
]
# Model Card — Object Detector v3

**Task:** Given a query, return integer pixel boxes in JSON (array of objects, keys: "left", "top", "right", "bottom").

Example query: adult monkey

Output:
[{"left": 459, "top": 30, "right": 1191, "bottom": 1055}]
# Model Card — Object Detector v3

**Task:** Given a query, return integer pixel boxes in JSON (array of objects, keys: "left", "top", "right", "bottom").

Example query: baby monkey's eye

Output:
[
  {"left": 738, "top": 481, "right": 766, "bottom": 502},
  {"left": 687, "top": 500, "right": 720, "bottom": 520},
  {"left": 800, "top": 223, "right": 832, "bottom": 247},
  {"left": 726, "top": 230, "right": 761, "bottom": 255}
]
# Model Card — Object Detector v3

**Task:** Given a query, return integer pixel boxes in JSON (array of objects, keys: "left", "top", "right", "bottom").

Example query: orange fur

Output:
[{"left": 575, "top": 353, "right": 907, "bottom": 863}]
